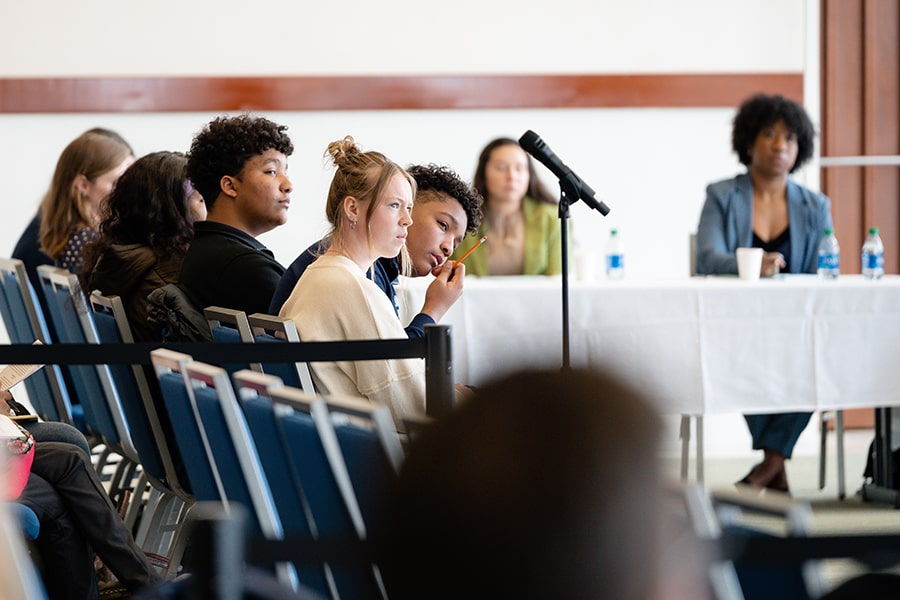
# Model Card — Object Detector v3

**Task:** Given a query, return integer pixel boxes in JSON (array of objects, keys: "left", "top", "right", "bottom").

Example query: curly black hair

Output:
[
  {"left": 186, "top": 114, "right": 294, "bottom": 210},
  {"left": 407, "top": 164, "right": 484, "bottom": 236},
  {"left": 732, "top": 94, "right": 816, "bottom": 173}
]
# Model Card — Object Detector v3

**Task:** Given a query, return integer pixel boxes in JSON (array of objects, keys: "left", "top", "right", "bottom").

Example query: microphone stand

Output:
[
  {"left": 557, "top": 183, "right": 578, "bottom": 372},
  {"left": 518, "top": 129, "right": 610, "bottom": 373}
]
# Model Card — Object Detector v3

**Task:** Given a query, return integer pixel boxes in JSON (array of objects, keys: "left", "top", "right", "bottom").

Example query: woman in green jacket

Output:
[{"left": 452, "top": 137, "right": 561, "bottom": 276}]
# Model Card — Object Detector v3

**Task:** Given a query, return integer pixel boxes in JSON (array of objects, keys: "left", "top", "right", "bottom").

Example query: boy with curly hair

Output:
[{"left": 179, "top": 114, "right": 294, "bottom": 315}]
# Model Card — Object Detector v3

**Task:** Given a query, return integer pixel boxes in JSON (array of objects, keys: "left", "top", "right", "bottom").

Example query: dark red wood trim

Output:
[
  {"left": 863, "top": 0, "right": 899, "bottom": 274},
  {"left": 0, "top": 73, "right": 803, "bottom": 114}
]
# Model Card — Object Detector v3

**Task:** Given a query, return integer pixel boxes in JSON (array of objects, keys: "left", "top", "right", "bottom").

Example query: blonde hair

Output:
[
  {"left": 39, "top": 131, "right": 132, "bottom": 260},
  {"left": 323, "top": 136, "right": 416, "bottom": 272}
]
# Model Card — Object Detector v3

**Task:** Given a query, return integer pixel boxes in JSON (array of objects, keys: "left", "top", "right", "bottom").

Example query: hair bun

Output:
[{"left": 326, "top": 135, "right": 361, "bottom": 166}]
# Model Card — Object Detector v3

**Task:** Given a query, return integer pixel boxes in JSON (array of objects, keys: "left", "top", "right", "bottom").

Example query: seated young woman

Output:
[
  {"left": 81, "top": 150, "right": 203, "bottom": 342},
  {"left": 279, "top": 136, "right": 465, "bottom": 427}
]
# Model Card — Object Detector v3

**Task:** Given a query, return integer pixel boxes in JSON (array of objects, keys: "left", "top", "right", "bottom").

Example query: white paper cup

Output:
[
  {"left": 736, "top": 247, "right": 763, "bottom": 281},
  {"left": 573, "top": 249, "right": 597, "bottom": 281}
]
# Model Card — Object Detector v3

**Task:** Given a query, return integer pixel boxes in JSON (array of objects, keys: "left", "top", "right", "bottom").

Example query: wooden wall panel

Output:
[
  {"left": 863, "top": 0, "right": 900, "bottom": 274},
  {"left": 824, "top": 167, "right": 864, "bottom": 261},
  {"left": 0, "top": 73, "right": 803, "bottom": 114},
  {"left": 822, "top": 0, "right": 865, "bottom": 269},
  {"left": 822, "top": 0, "right": 899, "bottom": 274}
]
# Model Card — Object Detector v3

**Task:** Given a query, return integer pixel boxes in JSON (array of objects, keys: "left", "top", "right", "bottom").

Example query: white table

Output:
[{"left": 399, "top": 275, "right": 900, "bottom": 416}]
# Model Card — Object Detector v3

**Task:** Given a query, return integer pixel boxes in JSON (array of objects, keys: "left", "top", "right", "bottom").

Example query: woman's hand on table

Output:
[{"left": 762, "top": 252, "right": 786, "bottom": 277}]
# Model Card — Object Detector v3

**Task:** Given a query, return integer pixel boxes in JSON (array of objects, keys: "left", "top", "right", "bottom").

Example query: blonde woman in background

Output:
[
  {"left": 38, "top": 130, "right": 134, "bottom": 273},
  {"left": 12, "top": 128, "right": 133, "bottom": 290}
]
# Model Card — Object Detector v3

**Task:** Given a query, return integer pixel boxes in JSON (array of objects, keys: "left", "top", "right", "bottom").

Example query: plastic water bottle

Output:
[
  {"left": 605, "top": 229, "right": 625, "bottom": 280},
  {"left": 816, "top": 228, "right": 840, "bottom": 280},
  {"left": 861, "top": 227, "right": 884, "bottom": 280}
]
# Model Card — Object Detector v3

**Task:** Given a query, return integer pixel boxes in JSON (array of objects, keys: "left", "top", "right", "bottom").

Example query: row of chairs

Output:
[
  {"left": 673, "top": 482, "right": 823, "bottom": 600},
  {"left": 0, "top": 258, "right": 195, "bottom": 555},
  {"left": 151, "top": 350, "right": 406, "bottom": 597},
  {"left": 673, "top": 480, "right": 900, "bottom": 600},
  {"left": 0, "top": 256, "right": 430, "bottom": 598}
]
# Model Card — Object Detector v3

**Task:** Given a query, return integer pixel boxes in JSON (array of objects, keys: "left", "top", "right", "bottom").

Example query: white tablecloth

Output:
[{"left": 398, "top": 275, "right": 900, "bottom": 416}]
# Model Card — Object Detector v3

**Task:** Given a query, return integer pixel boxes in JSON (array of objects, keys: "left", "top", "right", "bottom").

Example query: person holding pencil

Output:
[
  {"left": 450, "top": 136, "right": 562, "bottom": 276},
  {"left": 280, "top": 137, "right": 472, "bottom": 427},
  {"left": 269, "top": 163, "right": 484, "bottom": 337}
]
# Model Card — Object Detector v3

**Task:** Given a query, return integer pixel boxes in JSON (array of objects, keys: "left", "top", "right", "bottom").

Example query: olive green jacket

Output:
[{"left": 451, "top": 196, "right": 562, "bottom": 276}]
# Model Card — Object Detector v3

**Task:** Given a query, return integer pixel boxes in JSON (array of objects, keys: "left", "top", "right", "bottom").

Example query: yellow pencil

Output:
[{"left": 454, "top": 236, "right": 487, "bottom": 267}]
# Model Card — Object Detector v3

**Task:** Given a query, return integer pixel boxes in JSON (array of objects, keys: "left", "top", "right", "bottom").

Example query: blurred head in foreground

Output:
[{"left": 384, "top": 368, "right": 667, "bottom": 600}]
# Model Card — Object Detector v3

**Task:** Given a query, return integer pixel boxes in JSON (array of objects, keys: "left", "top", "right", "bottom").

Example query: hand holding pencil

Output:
[{"left": 424, "top": 238, "right": 480, "bottom": 322}]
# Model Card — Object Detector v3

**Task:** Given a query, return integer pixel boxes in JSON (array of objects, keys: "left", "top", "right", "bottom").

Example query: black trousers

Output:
[{"left": 18, "top": 441, "right": 160, "bottom": 599}]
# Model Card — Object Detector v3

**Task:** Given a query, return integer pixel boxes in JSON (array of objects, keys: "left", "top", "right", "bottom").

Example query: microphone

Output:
[{"left": 518, "top": 130, "right": 610, "bottom": 215}]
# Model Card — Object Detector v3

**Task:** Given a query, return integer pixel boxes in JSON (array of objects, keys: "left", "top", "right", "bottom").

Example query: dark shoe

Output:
[
  {"left": 736, "top": 464, "right": 765, "bottom": 491},
  {"left": 765, "top": 466, "right": 790, "bottom": 495}
]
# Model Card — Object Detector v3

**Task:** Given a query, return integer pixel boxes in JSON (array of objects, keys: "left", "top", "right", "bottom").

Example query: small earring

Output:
[{"left": 350, "top": 219, "right": 357, "bottom": 229}]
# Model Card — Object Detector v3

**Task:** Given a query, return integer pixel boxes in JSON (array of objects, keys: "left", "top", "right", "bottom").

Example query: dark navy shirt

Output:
[
  {"left": 269, "top": 239, "right": 435, "bottom": 339},
  {"left": 12, "top": 213, "right": 53, "bottom": 294}
]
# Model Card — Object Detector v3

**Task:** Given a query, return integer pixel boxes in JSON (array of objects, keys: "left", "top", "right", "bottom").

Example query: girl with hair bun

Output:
[{"left": 279, "top": 136, "right": 431, "bottom": 427}]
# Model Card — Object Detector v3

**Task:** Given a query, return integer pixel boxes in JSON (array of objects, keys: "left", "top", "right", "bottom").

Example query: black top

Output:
[
  {"left": 178, "top": 221, "right": 285, "bottom": 316},
  {"left": 753, "top": 226, "right": 792, "bottom": 274},
  {"left": 12, "top": 213, "right": 53, "bottom": 292}
]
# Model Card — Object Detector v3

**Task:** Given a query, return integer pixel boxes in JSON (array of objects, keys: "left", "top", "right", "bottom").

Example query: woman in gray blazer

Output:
[{"left": 696, "top": 93, "right": 833, "bottom": 493}]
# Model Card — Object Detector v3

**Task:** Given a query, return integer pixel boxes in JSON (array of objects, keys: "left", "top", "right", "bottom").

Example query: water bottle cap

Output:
[
  {"left": 869, "top": 227, "right": 879, "bottom": 234},
  {"left": 824, "top": 228, "right": 834, "bottom": 235}
]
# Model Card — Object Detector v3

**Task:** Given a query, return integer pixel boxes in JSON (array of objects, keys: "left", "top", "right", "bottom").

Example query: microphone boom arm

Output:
[{"left": 518, "top": 129, "right": 610, "bottom": 215}]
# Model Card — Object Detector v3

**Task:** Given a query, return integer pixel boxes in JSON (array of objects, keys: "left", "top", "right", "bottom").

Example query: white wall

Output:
[{"left": 2, "top": 1, "right": 806, "bottom": 76}]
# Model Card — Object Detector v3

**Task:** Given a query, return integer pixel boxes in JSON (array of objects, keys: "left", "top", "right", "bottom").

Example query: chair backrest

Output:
[
  {"left": 205, "top": 306, "right": 253, "bottom": 342},
  {"left": 677, "top": 482, "right": 821, "bottom": 600},
  {"left": 183, "top": 362, "right": 283, "bottom": 538},
  {"left": 204, "top": 306, "right": 259, "bottom": 375},
  {"left": 230, "top": 370, "right": 317, "bottom": 536},
  {"left": 183, "top": 359, "right": 300, "bottom": 589},
  {"left": 711, "top": 488, "right": 821, "bottom": 600},
  {"left": 323, "top": 394, "right": 404, "bottom": 539},
  {"left": 89, "top": 291, "right": 191, "bottom": 500},
  {"left": 247, "top": 313, "right": 317, "bottom": 393},
  {"left": 0, "top": 258, "right": 74, "bottom": 425},
  {"left": 151, "top": 348, "right": 223, "bottom": 503},
  {"left": 230, "top": 369, "right": 334, "bottom": 598},
  {"left": 37, "top": 265, "right": 138, "bottom": 462},
  {"left": 670, "top": 481, "right": 743, "bottom": 600},
  {"left": 268, "top": 385, "right": 365, "bottom": 539},
  {"left": 204, "top": 308, "right": 317, "bottom": 394},
  {"left": 268, "top": 384, "right": 385, "bottom": 599}
]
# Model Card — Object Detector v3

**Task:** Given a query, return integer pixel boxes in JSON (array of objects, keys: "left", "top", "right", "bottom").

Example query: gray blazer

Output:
[{"left": 696, "top": 173, "right": 833, "bottom": 275}]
